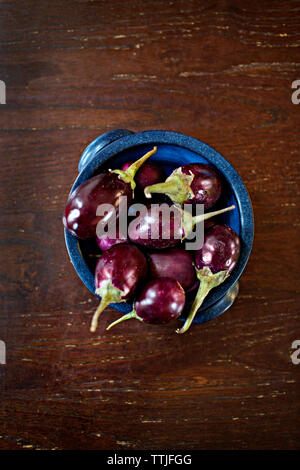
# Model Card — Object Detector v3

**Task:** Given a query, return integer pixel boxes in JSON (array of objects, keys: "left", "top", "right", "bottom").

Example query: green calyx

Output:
[
  {"left": 144, "top": 167, "right": 195, "bottom": 204},
  {"left": 176, "top": 266, "right": 230, "bottom": 335},
  {"left": 90, "top": 280, "right": 125, "bottom": 333},
  {"left": 177, "top": 204, "right": 236, "bottom": 240},
  {"left": 111, "top": 146, "right": 157, "bottom": 194}
]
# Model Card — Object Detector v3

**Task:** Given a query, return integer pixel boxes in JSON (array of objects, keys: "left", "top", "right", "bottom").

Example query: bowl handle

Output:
[{"left": 78, "top": 129, "right": 134, "bottom": 172}]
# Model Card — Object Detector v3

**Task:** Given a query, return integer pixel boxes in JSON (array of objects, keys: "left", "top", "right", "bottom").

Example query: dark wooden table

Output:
[{"left": 0, "top": 0, "right": 299, "bottom": 450}]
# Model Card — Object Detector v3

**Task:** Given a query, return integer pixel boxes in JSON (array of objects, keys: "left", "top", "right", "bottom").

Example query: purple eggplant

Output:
[
  {"left": 121, "top": 160, "right": 166, "bottom": 192},
  {"left": 128, "top": 203, "right": 236, "bottom": 250},
  {"left": 106, "top": 277, "right": 185, "bottom": 330},
  {"left": 177, "top": 224, "right": 240, "bottom": 334},
  {"left": 195, "top": 224, "right": 240, "bottom": 274},
  {"left": 63, "top": 147, "right": 157, "bottom": 239},
  {"left": 128, "top": 203, "right": 183, "bottom": 249},
  {"left": 144, "top": 163, "right": 222, "bottom": 209},
  {"left": 148, "top": 248, "right": 196, "bottom": 291},
  {"left": 96, "top": 227, "right": 128, "bottom": 251},
  {"left": 90, "top": 243, "right": 147, "bottom": 332}
]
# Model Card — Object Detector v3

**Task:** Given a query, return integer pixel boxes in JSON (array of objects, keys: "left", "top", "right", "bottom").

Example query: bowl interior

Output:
[
  {"left": 97, "top": 143, "right": 240, "bottom": 236},
  {"left": 71, "top": 142, "right": 244, "bottom": 318}
]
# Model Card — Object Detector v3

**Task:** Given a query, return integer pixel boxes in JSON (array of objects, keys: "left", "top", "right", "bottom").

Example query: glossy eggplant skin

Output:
[
  {"left": 94, "top": 243, "right": 147, "bottom": 299},
  {"left": 182, "top": 163, "right": 222, "bottom": 209},
  {"left": 195, "top": 224, "right": 240, "bottom": 274},
  {"left": 63, "top": 172, "right": 132, "bottom": 239},
  {"left": 96, "top": 228, "right": 128, "bottom": 251},
  {"left": 135, "top": 278, "right": 185, "bottom": 324},
  {"left": 148, "top": 248, "right": 196, "bottom": 291},
  {"left": 128, "top": 204, "right": 183, "bottom": 250},
  {"left": 121, "top": 161, "right": 166, "bottom": 192}
]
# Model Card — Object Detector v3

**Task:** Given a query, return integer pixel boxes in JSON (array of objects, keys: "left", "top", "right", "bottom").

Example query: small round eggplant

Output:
[
  {"left": 144, "top": 163, "right": 222, "bottom": 209},
  {"left": 195, "top": 224, "right": 240, "bottom": 274},
  {"left": 148, "top": 248, "right": 196, "bottom": 291},
  {"left": 177, "top": 224, "right": 240, "bottom": 334},
  {"left": 128, "top": 203, "right": 183, "bottom": 249},
  {"left": 106, "top": 277, "right": 185, "bottom": 330},
  {"left": 63, "top": 147, "right": 157, "bottom": 239},
  {"left": 90, "top": 243, "right": 147, "bottom": 332},
  {"left": 128, "top": 203, "right": 235, "bottom": 250}
]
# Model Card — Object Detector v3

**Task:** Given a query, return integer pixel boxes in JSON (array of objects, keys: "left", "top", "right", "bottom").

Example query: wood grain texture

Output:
[{"left": 0, "top": 0, "right": 299, "bottom": 450}]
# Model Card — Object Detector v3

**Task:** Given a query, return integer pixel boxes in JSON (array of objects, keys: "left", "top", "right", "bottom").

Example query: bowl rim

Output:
[{"left": 64, "top": 129, "right": 254, "bottom": 313}]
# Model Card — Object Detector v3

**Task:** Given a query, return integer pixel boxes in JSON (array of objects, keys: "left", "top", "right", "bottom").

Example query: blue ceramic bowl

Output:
[{"left": 64, "top": 129, "right": 254, "bottom": 324}]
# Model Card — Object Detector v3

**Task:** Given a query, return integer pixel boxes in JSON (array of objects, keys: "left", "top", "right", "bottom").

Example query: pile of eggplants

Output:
[{"left": 63, "top": 147, "right": 240, "bottom": 334}]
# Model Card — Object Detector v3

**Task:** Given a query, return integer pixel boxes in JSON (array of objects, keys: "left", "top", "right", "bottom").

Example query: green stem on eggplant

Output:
[
  {"left": 90, "top": 281, "right": 124, "bottom": 333},
  {"left": 106, "top": 309, "right": 143, "bottom": 331},
  {"left": 176, "top": 266, "right": 230, "bottom": 334},
  {"left": 181, "top": 204, "right": 236, "bottom": 239},
  {"left": 144, "top": 167, "right": 194, "bottom": 203},
  {"left": 111, "top": 146, "right": 157, "bottom": 193}
]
